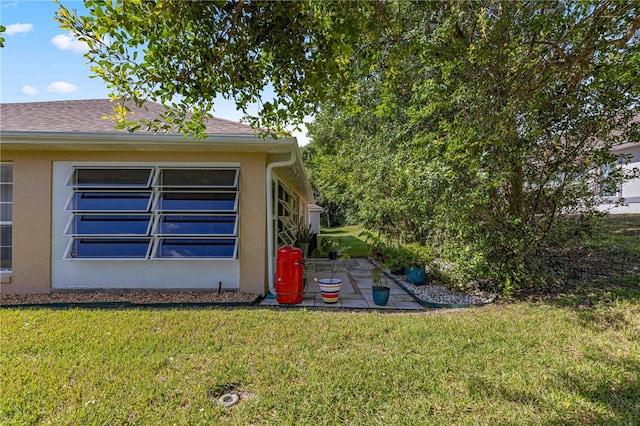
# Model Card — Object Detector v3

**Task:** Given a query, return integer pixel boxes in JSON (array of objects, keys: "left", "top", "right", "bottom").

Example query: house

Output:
[
  {"left": 597, "top": 142, "right": 640, "bottom": 214},
  {"left": 0, "top": 99, "right": 314, "bottom": 295}
]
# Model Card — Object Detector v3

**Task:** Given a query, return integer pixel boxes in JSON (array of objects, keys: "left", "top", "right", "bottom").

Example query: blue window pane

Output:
[
  {"left": 70, "top": 192, "right": 151, "bottom": 211},
  {"left": 72, "top": 168, "right": 152, "bottom": 187},
  {"left": 70, "top": 215, "right": 151, "bottom": 235},
  {"left": 158, "top": 215, "right": 236, "bottom": 235},
  {"left": 158, "top": 192, "right": 236, "bottom": 211},
  {"left": 157, "top": 239, "right": 236, "bottom": 258},
  {"left": 69, "top": 238, "right": 150, "bottom": 258}
]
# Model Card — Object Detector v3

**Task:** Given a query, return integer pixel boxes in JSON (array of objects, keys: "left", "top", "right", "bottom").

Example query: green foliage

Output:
[
  {"left": 405, "top": 243, "right": 434, "bottom": 267},
  {"left": 370, "top": 262, "right": 386, "bottom": 289},
  {"left": 295, "top": 220, "right": 312, "bottom": 244},
  {"left": 55, "top": 0, "right": 640, "bottom": 293},
  {"left": 0, "top": 25, "right": 5, "bottom": 48},
  {"left": 383, "top": 244, "right": 411, "bottom": 273},
  {"left": 318, "top": 237, "right": 350, "bottom": 260},
  {"left": 306, "top": 1, "right": 640, "bottom": 294},
  {"left": 55, "top": 0, "right": 389, "bottom": 137}
]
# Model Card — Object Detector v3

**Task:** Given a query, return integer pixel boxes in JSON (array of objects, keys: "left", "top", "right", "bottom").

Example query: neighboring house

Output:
[
  {"left": 597, "top": 142, "right": 640, "bottom": 214},
  {"left": 0, "top": 99, "right": 314, "bottom": 295}
]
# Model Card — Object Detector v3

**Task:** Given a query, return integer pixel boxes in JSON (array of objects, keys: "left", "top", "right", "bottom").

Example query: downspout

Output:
[{"left": 266, "top": 144, "right": 297, "bottom": 295}]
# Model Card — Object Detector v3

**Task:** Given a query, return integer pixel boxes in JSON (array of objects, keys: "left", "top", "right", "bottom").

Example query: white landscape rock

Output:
[{"left": 389, "top": 272, "right": 496, "bottom": 306}]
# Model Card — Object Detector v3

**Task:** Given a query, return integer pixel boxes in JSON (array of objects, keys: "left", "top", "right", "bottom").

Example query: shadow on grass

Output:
[
  {"left": 467, "top": 350, "right": 640, "bottom": 424},
  {"left": 514, "top": 215, "right": 640, "bottom": 311},
  {"left": 319, "top": 229, "right": 344, "bottom": 235},
  {"left": 553, "top": 350, "right": 640, "bottom": 425}
]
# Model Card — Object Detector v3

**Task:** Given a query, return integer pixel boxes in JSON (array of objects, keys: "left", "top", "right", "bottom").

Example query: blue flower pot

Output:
[
  {"left": 404, "top": 266, "right": 426, "bottom": 285},
  {"left": 372, "top": 286, "right": 390, "bottom": 306}
]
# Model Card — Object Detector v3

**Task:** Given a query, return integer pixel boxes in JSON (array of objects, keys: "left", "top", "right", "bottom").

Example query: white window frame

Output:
[
  {"left": 65, "top": 190, "right": 154, "bottom": 213},
  {"left": 64, "top": 214, "right": 154, "bottom": 236},
  {"left": 153, "top": 214, "right": 238, "bottom": 237},
  {"left": 64, "top": 165, "right": 240, "bottom": 260},
  {"left": 153, "top": 190, "right": 239, "bottom": 213},
  {"left": 66, "top": 167, "right": 155, "bottom": 188},
  {"left": 154, "top": 168, "right": 239, "bottom": 189},
  {"left": 600, "top": 161, "right": 622, "bottom": 198},
  {"left": 0, "top": 163, "right": 12, "bottom": 273}
]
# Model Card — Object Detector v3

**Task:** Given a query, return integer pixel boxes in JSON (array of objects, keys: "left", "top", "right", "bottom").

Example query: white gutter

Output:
[{"left": 266, "top": 144, "right": 297, "bottom": 295}]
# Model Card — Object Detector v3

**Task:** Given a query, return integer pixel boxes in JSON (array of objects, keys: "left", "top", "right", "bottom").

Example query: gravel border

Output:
[
  {"left": 0, "top": 291, "right": 260, "bottom": 307},
  {"left": 378, "top": 264, "right": 496, "bottom": 308}
]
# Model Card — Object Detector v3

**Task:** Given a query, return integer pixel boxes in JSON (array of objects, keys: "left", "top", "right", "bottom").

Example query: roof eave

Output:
[
  {"left": 0, "top": 129, "right": 315, "bottom": 203},
  {"left": 0, "top": 130, "right": 296, "bottom": 154}
]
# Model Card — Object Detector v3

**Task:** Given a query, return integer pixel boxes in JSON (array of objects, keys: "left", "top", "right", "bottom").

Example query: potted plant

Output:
[
  {"left": 316, "top": 240, "right": 350, "bottom": 303},
  {"left": 295, "top": 221, "right": 313, "bottom": 258},
  {"left": 403, "top": 243, "right": 432, "bottom": 285},
  {"left": 371, "top": 262, "right": 390, "bottom": 306},
  {"left": 320, "top": 237, "right": 341, "bottom": 260}
]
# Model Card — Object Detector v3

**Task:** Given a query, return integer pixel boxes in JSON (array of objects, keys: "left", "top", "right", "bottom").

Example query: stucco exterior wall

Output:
[
  {"left": 0, "top": 150, "right": 268, "bottom": 295},
  {"left": 3, "top": 155, "right": 52, "bottom": 294}
]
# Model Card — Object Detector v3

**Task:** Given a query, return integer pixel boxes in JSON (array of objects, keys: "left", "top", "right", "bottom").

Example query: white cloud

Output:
[
  {"left": 46, "top": 81, "right": 78, "bottom": 94},
  {"left": 51, "top": 33, "right": 89, "bottom": 53},
  {"left": 20, "top": 85, "right": 38, "bottom": 95},
  {"left": 5, "top": 23, "right": 33, "bottom": 35}
]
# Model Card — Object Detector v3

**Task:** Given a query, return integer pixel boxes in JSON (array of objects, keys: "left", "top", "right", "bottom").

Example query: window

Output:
[
  {"left": 600, "top": 163, "right": 621, "bottom": 197},
  {"left": 156, "top": 238, "right": 236, "bottom": 258},
  {"left": 70, "top": 238, "right": 151, "bottom": 259},
  {"left": 0, "top": 164, "right": 12, "bottom": 271},
  {"left": 66, "top": 215, "right": 152, "bottom": 235},
  {"left": 67, "top": 191, "right": 153, "bottom": 211},
  {"left": 70, "top": 168, "right": 154, "bottom": 187},
  {"left": 276, "top": 181, "right": 298, "bottom": 247},
  {"left": 155, "top": 215, "right": 237, "bottom": 236},
  {"left": 65, "top": 167, "right": 239, "bottom": 259}
]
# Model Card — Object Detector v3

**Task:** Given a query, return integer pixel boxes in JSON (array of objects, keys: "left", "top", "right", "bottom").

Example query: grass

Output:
[
  {"left": 318, "top": 225, "right": 369, "bottom": 257},
  {"left": 516, "top": 214, "right": 640, "bottom": 304},
  {"left": 1, "top": 216, "right": 638, "bottom": 424},
  {"left": 1, "top": 303, "right": 639, "bottom": 425}
]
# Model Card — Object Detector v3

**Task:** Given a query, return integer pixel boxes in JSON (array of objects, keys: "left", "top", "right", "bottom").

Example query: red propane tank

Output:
[{"left": 276, "top": 246, "right": 304, "bottom": 304}]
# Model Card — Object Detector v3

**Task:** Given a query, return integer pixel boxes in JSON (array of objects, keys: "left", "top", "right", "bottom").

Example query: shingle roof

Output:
[{"left": 0, "top": 99, "right": 256, "bottom": 135}]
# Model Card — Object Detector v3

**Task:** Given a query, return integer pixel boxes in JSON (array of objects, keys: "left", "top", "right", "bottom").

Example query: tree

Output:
[
  {"left": 58, "top": 0, "right": 640, "bottom": 292},
  {"left": 55, "top": 0, "right": 386, "bottom": 136},
  {"left": 307, "top": 1, "right": 640, "bottom": 292}
]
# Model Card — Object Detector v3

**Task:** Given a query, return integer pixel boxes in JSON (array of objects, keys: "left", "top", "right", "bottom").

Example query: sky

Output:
[{"left": 0, "top": 0, "right": 310, "bottom": 144}]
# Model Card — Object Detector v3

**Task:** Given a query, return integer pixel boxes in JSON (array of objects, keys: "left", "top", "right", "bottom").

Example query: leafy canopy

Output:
[
  {"left": 306, "top": 1, "right": 640, "bottom": 292},
  {"left": 57, "top": 0, "right": 640, "bottom": 292},
  {"left": 55, "top": 0, "right": 387, "bottom": 136}
]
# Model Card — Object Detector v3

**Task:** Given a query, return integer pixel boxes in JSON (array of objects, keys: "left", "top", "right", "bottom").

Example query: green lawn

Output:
[
  {"left": 319, "top": 225, "right": 369, "bottom": 257},
  {"left": 2, "top": 302, "right": 639, "bottom": 425},
  {"left": 2, "top": 216, "right": 638, "bottom": 424}
]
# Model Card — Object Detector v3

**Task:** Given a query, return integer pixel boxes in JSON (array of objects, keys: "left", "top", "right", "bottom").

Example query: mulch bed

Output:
[{"left": 0, "top": 291, "right": 260, "bottom": 306}]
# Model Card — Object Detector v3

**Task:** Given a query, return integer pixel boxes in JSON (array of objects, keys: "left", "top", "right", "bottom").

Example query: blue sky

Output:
[{"left": 0, "top": 0, "right": 310, "bottom": 144}]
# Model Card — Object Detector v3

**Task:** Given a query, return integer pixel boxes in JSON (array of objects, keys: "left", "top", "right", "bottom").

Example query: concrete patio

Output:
[{"left": 261, "top": 257, "right": 425, "bottom": 310}]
